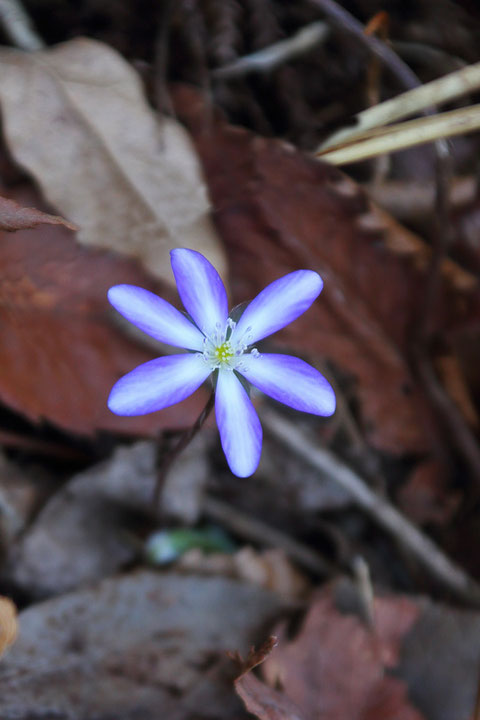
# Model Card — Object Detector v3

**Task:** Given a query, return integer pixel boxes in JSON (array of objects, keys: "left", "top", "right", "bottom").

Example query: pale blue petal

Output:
[
  {"left": 231, "top": 270, "right": 323, "bottom": 345},
  {"left": 108, "top": 354, "right": 211, "bottom": 416},
  {"left": 108, "top": 285, "right": 205, "bottom": 351},
  {"left": 215, "top": 370, "right": 262, "bottom": 477},
  {"left": 170, "top": 249, "right": 228, "bottom": 337},
  {"left": 239, "top": 353, "right": 336, "bottom": 416}
]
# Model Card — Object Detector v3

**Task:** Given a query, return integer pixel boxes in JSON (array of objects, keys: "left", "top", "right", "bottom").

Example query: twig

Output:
[
  {"left": 352, "top": 556, "right": 375, "bottom": 628},
  {"left": 308, "top": 0, "right": 422, "bottom": 92},
  {"left": 0, "top": 0, "right": 44, "bottom": 51},
  {"left": 154, "top": 389, "right": 215, "bottom": 507},
  {"left": 153, "top": 0, "right": 175, "bottom": 116},
  {"left": 262, "top": 408, "right": 480, "bottom": 604},
  {"left": 212, "top": 21, "right": 329, "bottom": 79},
  {"left": 202, "top": 495, "right": 333, "bottom": 578}
]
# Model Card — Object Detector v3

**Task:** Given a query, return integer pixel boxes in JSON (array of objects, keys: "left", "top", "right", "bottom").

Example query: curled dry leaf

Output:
[
  {"left": 0, "top": 194, "right": 76, "bottom": 232},
  {"left": 0, "top": 185, "right": 205, "bottom": 435},
  {"left": 0, "top": 597, "right": 17, "bottom": 656},
  {"left": 0, "top": 38, "right": 225, "bottom": 284},
  {"left": 234, "top": 638, "right": 308, "bottom": 720},
  {"left": 236, "top": 584, "right": 423, "bottom": 720},
  {"left": 173, "top": 85, "right": 480, "bottom": 456}
]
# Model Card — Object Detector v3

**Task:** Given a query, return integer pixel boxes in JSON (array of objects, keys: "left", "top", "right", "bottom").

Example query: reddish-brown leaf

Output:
[
  {"left": 0, "top": 194, "right": 76, "bottom": 232},
  {"left": 256, "top": 589, "right": 423, "bottom": 720},
  {"left": 0, "top": 185, "right": 205, "bottom": 436},
  {"left": 234, "top": 638, "right": 308, "bottom": 720},
  {"left": 173, "top": 85, "right": 480, "bottom": 455}
]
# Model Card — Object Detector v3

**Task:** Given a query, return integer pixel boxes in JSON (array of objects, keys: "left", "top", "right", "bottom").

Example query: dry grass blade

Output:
[
  {"left": 318, "top": 103, "right": 480, "bottom": 165},
  {"left": 321, "top": 59, "right": 480, "bottom": 150}
]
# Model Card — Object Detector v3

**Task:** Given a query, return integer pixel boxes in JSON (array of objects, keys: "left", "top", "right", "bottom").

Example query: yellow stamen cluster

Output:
[{"left": 214, "top": 341, "right": 234, "bottom": 363}]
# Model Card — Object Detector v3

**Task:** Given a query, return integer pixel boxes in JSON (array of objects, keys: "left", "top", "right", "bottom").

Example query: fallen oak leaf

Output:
[
  {"left": 0, "top": 184, "right": 205, "bottom": 436},
  {"left": 0, "top": 194, "right": 76, "bottom": 232},
  {"left": 0, "top": 38, "right": 226, "bottom": 285},
  {"left": 260, "top": 587, "right": 423, "bottom": 720}
]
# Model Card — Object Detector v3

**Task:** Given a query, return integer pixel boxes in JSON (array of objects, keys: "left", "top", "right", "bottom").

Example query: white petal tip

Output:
[{"left": 228, "top": 459, "right": 260, "bottom": 478}]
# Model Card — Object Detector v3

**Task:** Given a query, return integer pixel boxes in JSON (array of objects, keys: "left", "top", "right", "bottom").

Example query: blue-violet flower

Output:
[{"left": 108, "top": 248, "right": 336, "bottom": 477}]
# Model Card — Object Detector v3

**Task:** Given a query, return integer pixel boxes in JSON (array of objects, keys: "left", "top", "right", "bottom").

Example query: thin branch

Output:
[
  {"left": 202, "top": 495, "right": 333, "bottom": 578},
  {"left": 308, "top": 0, "right": 423, "bottom": 92},
  {"left": 262, "top": 408, "right": 480, "bottom": 605},
  {"left": 212, "top": 21, "right": 329, "bottom": 79},
  {"left": 0, "top": 0, "right": 44, "bottom": 51},
  {"left": 153, "top": 0, "right": 175, "bottom": 116}
]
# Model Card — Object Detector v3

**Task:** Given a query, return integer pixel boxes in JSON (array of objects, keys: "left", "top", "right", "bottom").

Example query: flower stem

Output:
[{"left": 154, "top": 389, "right": 215, "bottom": 508}]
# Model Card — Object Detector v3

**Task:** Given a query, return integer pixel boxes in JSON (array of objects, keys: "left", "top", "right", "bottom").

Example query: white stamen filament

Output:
[{"left": 199, "top": 319, "right": 260, "bottom": 371}]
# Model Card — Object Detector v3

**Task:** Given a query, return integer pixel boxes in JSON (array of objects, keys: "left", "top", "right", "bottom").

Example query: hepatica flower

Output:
[{"left": 108, "top": 249, "right": 335, "bottom": 477}]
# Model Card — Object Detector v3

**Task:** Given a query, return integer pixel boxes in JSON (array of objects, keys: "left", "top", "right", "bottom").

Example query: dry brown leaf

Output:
[
  {"left": 0, "top": 39, "right": 225, "bottom": 284},
  {"left": 0, "top": 194, "right": 76, "bottom": 232},
  {"left": 0, "top": 184, "right": 205, "bottom": 435},
  {"left": 234, "top": 638, "right": 307, "bottom": 720},
  {"left": 6, "top": 442, "right": 157, "bottom": 596},
  {"left": 259, "top": 588, "right": 423, "bottom": 720},
  {"left": 235, "top": 580, "right": 480, "bottom": 720},
  {"left": 174, "top": 85, "right": 480, "bottom": 455},
  {"left": 0, "top": 571, "right": 288, "bottom": 719},
  {"left": 0, "top": 597, "right": 17, "bottom": 656}
]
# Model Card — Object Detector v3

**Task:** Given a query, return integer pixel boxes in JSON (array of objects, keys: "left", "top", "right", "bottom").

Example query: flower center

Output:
[
  {"left": 214, "top": 341, "right": 234, "bottom": 363},
  {"left": 200, "top": 319, "right": 259, "bottom": 371},
  {"left": 203, "top": 335, "right": 240, "bottom": 370}
]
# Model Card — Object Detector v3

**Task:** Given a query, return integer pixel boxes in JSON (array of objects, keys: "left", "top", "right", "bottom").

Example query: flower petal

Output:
[
  {"left": 170, "top": 249, "right": 229, "bottom": 337},
  {"left": 108, "top": 285, "right": 205, "bottom": 351},
  {"left": 108, "top": 354, "right": 211, "bottom": 415},
  {"left": 231, "top": 270, "right": 323, "bottom": 345},
  {"left": 239, "top": 353, "right": 336, "bottom": 416},
  {"left": 215, "top": 370, "right": 262, "bottom": 477}
]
